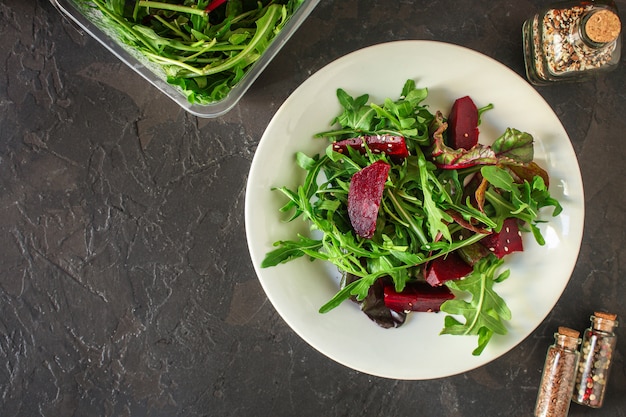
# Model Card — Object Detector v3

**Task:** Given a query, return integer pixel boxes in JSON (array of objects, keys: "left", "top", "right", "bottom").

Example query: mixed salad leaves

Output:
[
  {"left": 79, "top": 0, "right": 305, "bottom": 103},
  {"left": 261, "top": 80, "right": 562, "bottom": 355}
]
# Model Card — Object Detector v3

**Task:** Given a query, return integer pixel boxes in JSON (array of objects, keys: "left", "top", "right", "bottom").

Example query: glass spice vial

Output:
[
  {"left": 534, "top": 327, "right": 581, "bottom": 417},
  {"left": 572, "top": 312, "right": 618, "bottom": 408},
  {"left": 522, "top": 0, "right": 622, "bottom": 85}
]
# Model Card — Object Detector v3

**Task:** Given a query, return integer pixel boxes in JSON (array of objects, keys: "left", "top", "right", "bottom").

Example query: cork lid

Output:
[
  {"left": 557, "top": 326, "right": 580, "bottom": 338},
  {"left": 593, "top": 311, "right": 618, "bottom": 331},
  {"left": 585, "top": 9, "right": 622, "bottom": 43},
  {"left": 594, "top": 311, "right": 617, "bottom": 321}
]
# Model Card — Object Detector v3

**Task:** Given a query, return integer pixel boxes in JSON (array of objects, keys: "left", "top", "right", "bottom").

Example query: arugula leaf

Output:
[
  {"left": 261, "top": 235, "right": 323, "bottom": 267},
  {"left": 318, "top": 80, "right": 434, "bottom": 144},
  {"left": 440, "top": 256, "right": 511, "bottom": 355},
  {"left": 332, "top": 89, "right": 376, "bottom": 131},
  {"left": 402, "top": 79, "right": 429, "bottom": 107},
  {"left": 481, "top": 165, "right": 563, "bottom": 242},
  {"left": 415, "top": 149, "right": 454, "bottom": 242}
]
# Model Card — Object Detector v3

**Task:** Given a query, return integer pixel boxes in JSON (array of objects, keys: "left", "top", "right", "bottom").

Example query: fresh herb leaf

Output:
[
  {"left": 261, "top": 235, "right": 323, "bottom": 267},
  {"left": 481, "top": 165, "right": 562, "bottom": 242},
  {"left": 440, "top": 256, "right": 512, "bottom": 355},
  {"left": 333, "top": 89, "right": 376, "bottom": 131},
  {"left": 317, "top": 80, "right": 433, "bottom": 144},
  {"left": 491, "top": 128, "right": 534, "bottom": 163}
]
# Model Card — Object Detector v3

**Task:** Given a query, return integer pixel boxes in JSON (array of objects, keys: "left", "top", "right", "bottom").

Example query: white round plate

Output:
[{"left": 245, "top": 41, "right": 584, "bottom": 380}]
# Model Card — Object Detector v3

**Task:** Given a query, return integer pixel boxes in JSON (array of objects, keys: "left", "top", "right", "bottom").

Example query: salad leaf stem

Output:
[
  {"left": 152, "top": 14, "right": 193, "bottom": 41},
  {"left": 196, "top": 4, "right": 282, "bottom": 76},
  {"left": 415, "top": 147, "right": 453, "bottom": 242},
  {"left": 143, "top": 51, "right": 207, "bottom": 75},
  {"left": 138, "top": 1, "right": 208, "bottom": 17},
  {"left": 91, "top": 0, "right": 161, "bottom": 54},
  {"left": 384, "top": 189, "right": 429, "bottom": 246}
]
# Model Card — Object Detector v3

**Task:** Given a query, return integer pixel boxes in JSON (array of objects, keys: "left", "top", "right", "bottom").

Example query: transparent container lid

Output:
[{"left": 49, "top": 0, "right": 320, "bottom": 118}]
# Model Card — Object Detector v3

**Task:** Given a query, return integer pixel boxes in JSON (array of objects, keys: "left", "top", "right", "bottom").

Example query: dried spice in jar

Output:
[
  {"left": 573, "top": 312, "right": 618, "bottom": 408},
  {"left": 534, "top": 327, "right": 581, "bottom": 417},
  {"left": 522, "top": 0, "right": 622, "bottom": 85}
]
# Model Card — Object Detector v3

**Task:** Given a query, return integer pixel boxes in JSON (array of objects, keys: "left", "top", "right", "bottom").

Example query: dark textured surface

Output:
[{"left": 1, "top": 1, "right": 625, "bottom": 416}]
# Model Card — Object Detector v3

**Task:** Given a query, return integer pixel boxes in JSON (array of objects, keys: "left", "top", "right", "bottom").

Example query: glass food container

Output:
[
  {"left": 49, "top": 0, "right": 320, "bottom": 118},
  {"left": 534, "top": 327, "right": 581, "bottom": 417},
  {"left": 573, "top": 312, "right": 618, "bottom": 408},
  {"left": 522, "top": 0, "right": 622, "bottom": 85}
]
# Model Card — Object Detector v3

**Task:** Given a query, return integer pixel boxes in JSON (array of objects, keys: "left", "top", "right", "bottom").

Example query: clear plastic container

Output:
[{"left": 48, "top": 0, "right": 320, "bottom": 118}]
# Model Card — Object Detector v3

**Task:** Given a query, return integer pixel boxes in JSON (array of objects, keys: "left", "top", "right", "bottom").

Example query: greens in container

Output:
[{"left": 50, "top": 0, "right": 319, "bottom": 117}]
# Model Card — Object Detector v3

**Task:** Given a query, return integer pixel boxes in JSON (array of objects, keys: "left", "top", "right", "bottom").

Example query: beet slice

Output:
[
  {"left": 332, "top": 135, "right": 409, "bottom": 159},
  {"left": 448, "top": 96, "right": 479, "bottom": 150},
  {"left": 479, "top": 218, "right": 524, "bottom": 259},
  {"left": 347, "top": 160, "right": 390, "bottom": 239},
  {"left": 425, "top": 251, "right": 473, "bottom": 286},
  {"left": 383, "top": 281, "right": 455, "bottom": 312}
]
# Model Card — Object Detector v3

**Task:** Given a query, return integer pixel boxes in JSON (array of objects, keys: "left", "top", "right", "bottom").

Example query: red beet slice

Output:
[
  {"left": 425, "top": 251, "right": 473, "bottom": 286},
  {"left": 348, "top": 160, "right": 390, "bottom": 239},
  {"left": 448, "top": 96, "right": 479, "bottom": 150},
  {"left": 479, "top": 218, "right": 524, "bottom": 259},
  {"left": 332, "top": 135, "right": 409, "bottom": 159},
  {"left": 383, "top": 281, "right": 455, "bottom": 312}
]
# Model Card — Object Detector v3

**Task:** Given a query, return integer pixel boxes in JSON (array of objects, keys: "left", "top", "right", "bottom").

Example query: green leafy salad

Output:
[
  {"left": 78, "top": 0, "right": 305, "bottom": 104},
  {"left": 261, "top": 80, "right": 563, "bottom": 355}
]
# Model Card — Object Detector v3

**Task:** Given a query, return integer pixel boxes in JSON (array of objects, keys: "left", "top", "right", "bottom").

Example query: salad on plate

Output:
[{"left": 261, "top": 79, "right": 563, "bottom": 355}]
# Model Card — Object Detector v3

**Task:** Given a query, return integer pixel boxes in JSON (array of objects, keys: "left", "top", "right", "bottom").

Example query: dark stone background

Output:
[{"left": 1, "top": 1, "right": 625, "bottom": 416}]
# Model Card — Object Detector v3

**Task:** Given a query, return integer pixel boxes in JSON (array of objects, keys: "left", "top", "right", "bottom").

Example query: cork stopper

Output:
[
  {"left": 585, "top": 9, "right": 621, "bottom": 43},
  {"left": 592, "top": 311, "right": 618, "bottom": 332},
  {"left": 555, "top": 327, "right": 581, "bottom": 349},
  {"left": 594, "top": 311, "right": 617, "bottom": 321},
  {"left": 558, "top": 326, "right": 580, "bottom": 338}
]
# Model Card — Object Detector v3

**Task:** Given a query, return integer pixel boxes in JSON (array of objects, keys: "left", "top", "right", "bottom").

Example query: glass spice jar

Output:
[
  {"left": 534, "top": 327, "right": 581, "bottom": 417},
  {"left": 572, "top": 312, "right": 618, "bottom": 408},
  {"left": 522, "top": 0, "right": 622, "bottom": 85}
]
